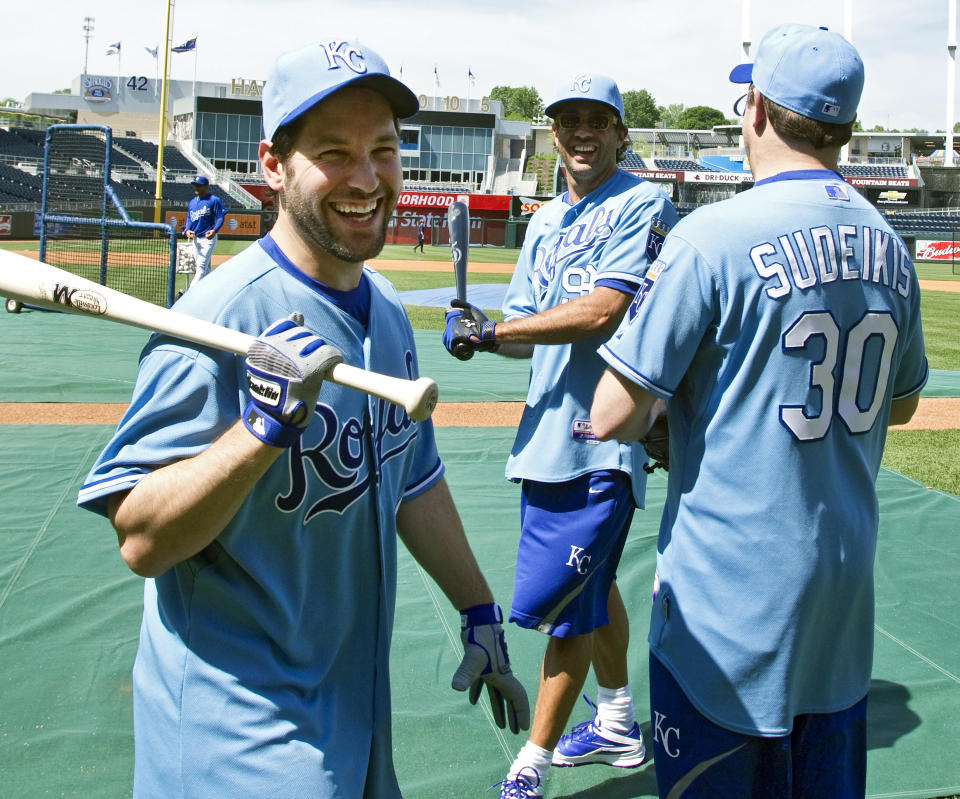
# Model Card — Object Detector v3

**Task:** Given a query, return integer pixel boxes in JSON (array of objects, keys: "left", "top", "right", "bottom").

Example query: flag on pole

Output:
[
  {"left": 145, "top": 45, "right": 159, "bottom": 59},
  {"left": 434, "top": 64, "right": 440, "bottom": 88},
  {"left": 106, "top": 41, "right": 121, "bottom": 55},
  {"left": 468, "top": 67, "right": 476, "bottom": 86},
  {"left": 172, "top": 37, "right": 197, "bottom": 53}
]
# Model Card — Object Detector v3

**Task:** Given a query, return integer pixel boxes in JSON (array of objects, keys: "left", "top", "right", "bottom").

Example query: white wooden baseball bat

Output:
[{"left": 0, "top": 248, "right": 438, "bottom": 421}]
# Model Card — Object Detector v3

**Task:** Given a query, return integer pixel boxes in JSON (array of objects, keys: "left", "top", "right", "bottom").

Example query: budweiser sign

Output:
[{"left": 915, "top": 239, "right": 960, "bottom": 261}]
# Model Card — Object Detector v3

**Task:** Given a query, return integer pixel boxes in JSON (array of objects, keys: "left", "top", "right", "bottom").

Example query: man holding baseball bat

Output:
[
  {"left": 444, "top": 74, "right": 678, "bottom": 796},
  {"left": 77, "top": 40, "right": 527, "bottom": 799}
]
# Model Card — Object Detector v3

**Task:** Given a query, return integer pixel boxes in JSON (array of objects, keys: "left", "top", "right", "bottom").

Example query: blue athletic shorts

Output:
[
  {"left": 509, "top": 470, "right": 635, "bottom": 638},
  {"left": 648, "top": 653, "right": 868, "bottom": 799}
]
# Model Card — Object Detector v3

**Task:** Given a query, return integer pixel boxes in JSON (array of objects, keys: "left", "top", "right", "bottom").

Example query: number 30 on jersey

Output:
[{"left": 780, "top": 311, "right": 898, "bottom": 441}]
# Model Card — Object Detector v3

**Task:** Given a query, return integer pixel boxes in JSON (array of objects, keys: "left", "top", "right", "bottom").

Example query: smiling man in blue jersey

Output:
[
  {"left": 77, "top": 40, "right": 527, "bottom": 799},
  {"left": 183, "top": 175, "right": 226, "bottom": 288},
  {"left": 443, "top": 74, "right": 678, "bottom": 797},
  {"left": 590, "top": 24, "right": 928, "bottom": 799}
]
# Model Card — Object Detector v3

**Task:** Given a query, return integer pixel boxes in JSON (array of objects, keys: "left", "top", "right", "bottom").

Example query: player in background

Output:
[
  {"left": 443, "top": 74, "right": 678, "bottom": 797},
  {"left": 183, "top": 175, "right": 226, "bottom": 288},
  {"left": 414, "top": 218, "right": 426, "bottom": 252},
  {"left": 591, "top": 24, "right": 927, "bottom": 798},
  {"left": 77, "top": 40, "right": 527, "bottom": 799}
]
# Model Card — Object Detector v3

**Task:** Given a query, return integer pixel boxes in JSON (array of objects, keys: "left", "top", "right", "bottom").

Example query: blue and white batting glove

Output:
[
  {"left": 451, "top": 603, "right": 530, "bottom": 734},
  {"left": 243, "top": 313, "right": 343, "bottom": 448},
  {"left": 442, "top": 299, "right": 497, "bottom": 361}
]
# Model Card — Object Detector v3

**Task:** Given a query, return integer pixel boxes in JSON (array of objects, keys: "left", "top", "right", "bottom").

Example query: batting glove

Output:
[
  {"left": 243, "top": 313, "right": 343, "bottom": 448},
  {"left": 451, "top": 603, "right": 530, "bottom": 734},
  {"left": 442, "top": 299, "right": 497, "bottom": 361}
]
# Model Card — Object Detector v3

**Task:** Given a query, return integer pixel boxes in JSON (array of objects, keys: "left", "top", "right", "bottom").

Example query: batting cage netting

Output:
[{"left": 40, "top": 124, "right": 177, "bottom": 307}]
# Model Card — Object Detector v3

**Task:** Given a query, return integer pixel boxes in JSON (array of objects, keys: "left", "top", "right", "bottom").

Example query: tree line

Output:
[
  {"left": 489, "top": 85, "right": 730, "bottom": 130},
  {"left": 489, "top": 85, "right": 959, "bottom": 134}
]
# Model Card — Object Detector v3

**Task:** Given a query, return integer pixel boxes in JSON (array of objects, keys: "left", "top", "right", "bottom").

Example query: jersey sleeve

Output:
[
  {"left": 213, "top": 197, "right": 227, "bottom": 232},
  {"left": 402, "top": 418, "right": 444, "bottom": 500},
  {"left": 594, "top": 190, "right": 679, "bottom": 284},
  {"left": 502, "top": 238, "right": 537, "bottom": 320},
  {"left": 600, "top": 234, "right": 717, "bottom": 398},
  {"left": 891, "top": 271, "right": 929, "bottom": 400},
  {"left": 77, "top": 343, "right": 238, "bottom": 516}
]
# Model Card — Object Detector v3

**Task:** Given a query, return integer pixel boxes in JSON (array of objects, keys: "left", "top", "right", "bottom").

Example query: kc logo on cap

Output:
[
  {"left": 571, "top": 75, "right": 592, "bottom": 93},
  {"left": 318, "top": 41, "right": 367, "bottom": 74}
]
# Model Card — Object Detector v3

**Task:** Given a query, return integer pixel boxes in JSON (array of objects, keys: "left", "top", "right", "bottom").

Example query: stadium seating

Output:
[
  {"left": 619, "top": 151, "right": 648, "bottom": 169},
  {"left": 838, "top": 164, "right": 909, "bottom": 178},
  {"left": 0, "top": 164, "right": 42, "bottom": 201},
  {"left": 654, "top": 159, "right": 717, "bottom": 172},
  {"left": 114, "top": 137, "right": 195, "bottom": 173},
  {"left": 0, "top": 128, "right": 44, "bottom": 160},
  {"left": 886, "top": 212, "right": 960, "bottom": 235}
]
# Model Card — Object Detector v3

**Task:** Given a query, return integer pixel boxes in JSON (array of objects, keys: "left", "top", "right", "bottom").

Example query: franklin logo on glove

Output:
[{"left": 247, "top": 374, "right": 283, "bottom": 407}]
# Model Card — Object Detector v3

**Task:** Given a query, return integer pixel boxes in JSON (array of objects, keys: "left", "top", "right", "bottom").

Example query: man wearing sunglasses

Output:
[{"left": 443, "top": 73, "right": 678, "bottom": 797}]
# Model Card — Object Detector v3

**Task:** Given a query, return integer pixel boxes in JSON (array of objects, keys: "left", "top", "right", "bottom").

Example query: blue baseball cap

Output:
[
  {"left": 545, "top": 73, "right": 624, "bottom": 122},
  {"left": 191, "top": 175, "right": 209, "bottom": 186},
  {"left": 262, "top": 40, "right": 419, "bottom": 141},
  {"left": 730, "top": 23, "right": 864, "bottom": 124}
]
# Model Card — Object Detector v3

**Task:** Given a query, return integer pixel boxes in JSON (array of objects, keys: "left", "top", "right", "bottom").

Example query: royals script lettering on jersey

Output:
[
  {"left": 77, "top": 238, "right": 442, "bottom": 799},
  {"left": 502, "top": 169, "right": 678, "bottom": 504}
]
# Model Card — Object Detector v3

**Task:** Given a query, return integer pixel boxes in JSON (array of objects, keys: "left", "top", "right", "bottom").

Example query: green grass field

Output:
[{"left": 2, "top": 239, "right": 957, "bottom": 497}]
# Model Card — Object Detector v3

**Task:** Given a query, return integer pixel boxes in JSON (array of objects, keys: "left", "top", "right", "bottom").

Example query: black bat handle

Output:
[{"left": 452, "top": 340, "right": 475, "bottom": 361}]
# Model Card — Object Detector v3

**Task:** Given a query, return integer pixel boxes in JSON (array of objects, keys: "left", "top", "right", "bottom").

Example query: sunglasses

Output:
[
  {"left": 733, "top": 92, "right": 749, "bottom": 117},
  {"left": 555, "top": 111, "right": 617, "bottom": 131}
]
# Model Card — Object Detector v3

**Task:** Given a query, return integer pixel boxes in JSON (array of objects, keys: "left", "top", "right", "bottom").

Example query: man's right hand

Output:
[
  {"left": 442, "top": 299, "right": 497, "bottom": 360},
  {"left": 243, "top": 314, "right": 343, "bottom": 448}
]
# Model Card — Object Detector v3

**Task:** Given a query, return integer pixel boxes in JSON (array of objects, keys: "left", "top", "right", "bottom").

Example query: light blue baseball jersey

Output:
[
  {"left": 601, "top": 170, "right": 928, "bottom": 735},
  {"left": 77, "top": 235, "right": 442, "bottom": 798},
  {"left": 502, "top": 169, "right": 678, "bottom": 506},
  {"left": 185, "top": 192, "right": 226, "bottom": 237}
]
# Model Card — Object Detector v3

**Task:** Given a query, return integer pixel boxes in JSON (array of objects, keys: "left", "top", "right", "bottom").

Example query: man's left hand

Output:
[{"left": 451, "top": 603, "right": 530, "bottom": 733}]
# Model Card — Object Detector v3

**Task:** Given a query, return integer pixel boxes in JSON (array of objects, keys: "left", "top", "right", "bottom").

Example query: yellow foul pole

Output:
[{"left": 153, "top": 0, "right": 174, "bottom": 224}]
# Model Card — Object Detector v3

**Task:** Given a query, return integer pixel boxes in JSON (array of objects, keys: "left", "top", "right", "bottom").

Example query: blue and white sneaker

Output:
[
  {"left": 552, "top": 696, "right": 646, "bottom": 768},
  {"left": 488, "top": 765, "right": 543, "bottom": 798}
]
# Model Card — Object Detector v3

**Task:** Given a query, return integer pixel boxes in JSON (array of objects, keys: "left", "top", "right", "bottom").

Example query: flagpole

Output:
[{"left": 154, "top": 0, "right": 174, "bottom": 224}]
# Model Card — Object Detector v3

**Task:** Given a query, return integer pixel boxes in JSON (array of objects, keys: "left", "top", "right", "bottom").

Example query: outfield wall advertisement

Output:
[{"left": 915, "top": 239, "right": 960, "bottom": 261}]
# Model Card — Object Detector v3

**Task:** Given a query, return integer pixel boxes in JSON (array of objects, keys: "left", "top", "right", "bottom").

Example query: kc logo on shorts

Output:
[
  {"left": 653, "top": 710, "right": 681, "bottom": 758},
  {"left": 319, "top": 41, "right": 366, "bottom": 74},
  {"left": 566, "top": 545, "right": 592, "bottom": 575}
]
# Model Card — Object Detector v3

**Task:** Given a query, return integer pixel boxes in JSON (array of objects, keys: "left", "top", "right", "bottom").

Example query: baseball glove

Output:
[{"left": 641, "top": 412, "right": 669, "bottom": 473}]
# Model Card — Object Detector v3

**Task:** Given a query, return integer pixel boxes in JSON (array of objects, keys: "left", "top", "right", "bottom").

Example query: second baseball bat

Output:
[
  {"left": 446, "top": 201, "right": 474, "bottom": 361},
  {"left": 0, "top": 249, "right": 438, "bottom": 421}
]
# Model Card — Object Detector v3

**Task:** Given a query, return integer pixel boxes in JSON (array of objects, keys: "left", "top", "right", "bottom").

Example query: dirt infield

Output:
[{"left": 0, "top": 398, "right": 955, "bottom": 429}]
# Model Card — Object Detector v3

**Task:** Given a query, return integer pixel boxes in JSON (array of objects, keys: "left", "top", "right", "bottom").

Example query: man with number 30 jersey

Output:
[{"left": 591, "top": 24, "right": 928, "bottom": 799}]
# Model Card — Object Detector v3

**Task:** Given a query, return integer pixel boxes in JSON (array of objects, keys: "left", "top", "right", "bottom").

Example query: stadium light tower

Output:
[
  {"left": 947, "top": 0, "right": 957, "bottom": 167},
  {"left": 82, "top": 16, "right": 95, "bottom": 82},
  {"left": 841, "top": 0, "right": 852, "bottom": 164},
  {"left": 740, "top": 0, "right": 751, "bottom": 62}
]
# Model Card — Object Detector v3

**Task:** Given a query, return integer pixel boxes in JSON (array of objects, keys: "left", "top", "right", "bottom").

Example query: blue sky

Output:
[{"left": 1, "top": 0, "right": 957, "bottom": 132}]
